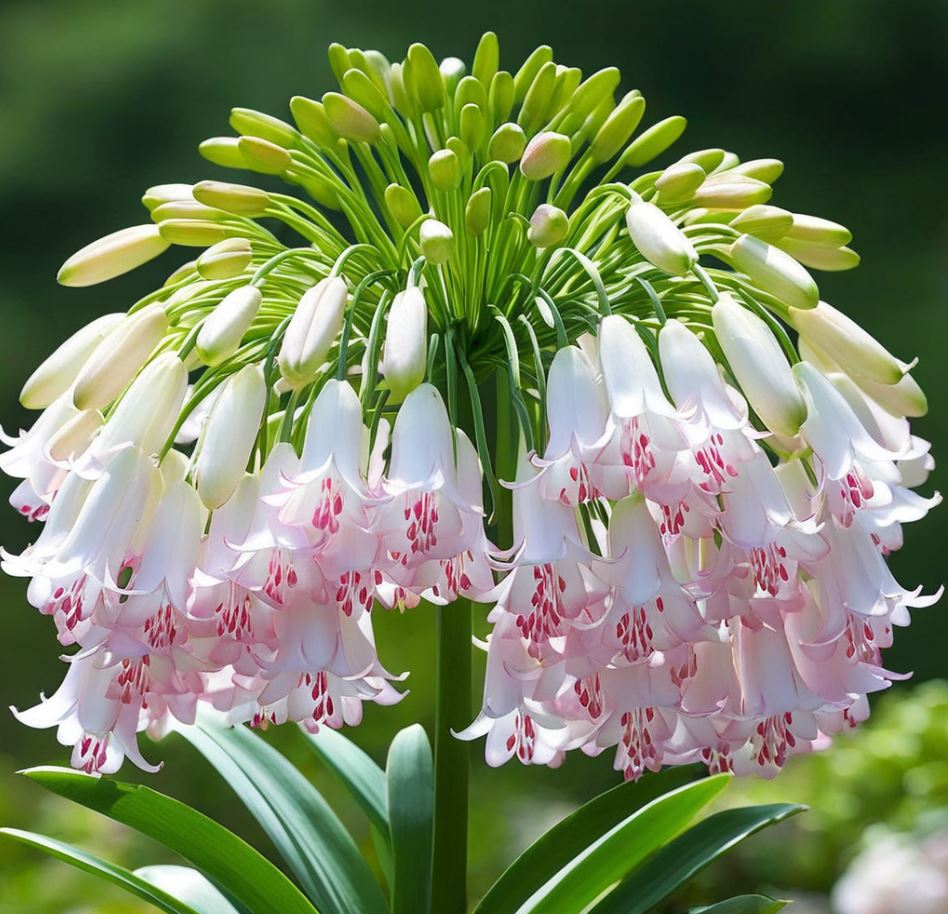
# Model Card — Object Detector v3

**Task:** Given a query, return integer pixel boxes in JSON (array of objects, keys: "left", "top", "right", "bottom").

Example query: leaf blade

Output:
[
  {"left": 134, "top": 865, "right": 240, "bottom": 914},
  {"left": 691, "top": 894, "right": 788, "bottom": 914}
]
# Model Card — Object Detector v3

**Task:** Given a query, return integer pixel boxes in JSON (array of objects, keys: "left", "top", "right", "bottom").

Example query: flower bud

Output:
[
  {"left": 151, "top": 200, "right": 228, "bottom": 223},
  {"left": 192, "top": 180, "right": 270, "bottom": 217},
  {"left": 518, "top": 60, "right": 557, "bottom": 133},
  {"left": 691, "top": 174, "right": 773, "bottom": 209},
  {"left": 237, "top": 136, "right": 292, "bottom": 174},
  {"left": 278, "top": 276, "right": 348, "bottom": 388},
  {"left": 73, "top": 303, "right": 169, "bottom": 410},
  {"left": 528, "top": 204, "right": 569, "bottom": 248},
  {"left": 472, "top": 31, "right": 499, "bottom": 86},
  {"left": 196, "top": 238, "right": 254, "bottom": 280},
  {"left": 590, "top": 92, "right": 646, "bottom": 163},
  {"left": 712, "top": 293, "right": 806, "bottom": 435},
  {"left": 57, "top": 225, "right": 170, "bottom": 288},
  {"left": 439, "top": 56, "right": 467, "bottom": 94},
  {"left": 570, "top": 67, "right": 621, "bottom": 118},
  {"left": 547, "top": 67, "right": 582, "bottom": 119},
  {"left": 142, "top": 184, "right": 193, "bottom": 212},
  {"left": 382, "top": 287, "right": 427, "bottom": 402},
  {"left": 465, "top": 187, "right": 492, "bottom": 236},
  {"left": 327, "top": 42, "right": 352, "bottom": 83},
  {"left": 456, "top": 76, "right": 488, "bottom": 112},
  {"left": 20, "top": 313, "right": 123, "bottom": 409},
  {"left": 678, "top": 148, "right": 726, "bottom": 172},
  {"left": 420, "top": 219, "right": 455, "bottom": 264},
  {"left": 46, "top": 409, "right": 103, "bottom": 462},
  {"left": 164, "top": 261, "right": 198, "bottom": 286},
  {"left": 290, "top": 96, "right": 337, "bottom": 147},
  {"left": 625, "top": 192, "right": 697, "bottom": 276},
  {"left": 407, "top": 43, "right": 445, "bottom": 112},
  {"left": 512, "top": 45, "right": 553, "bottom": 103},
  {"left": 786, "top": 214, "right": 852, "bottom": 246},
  {"left": 729, "top": 234, "right": 819, "bottom": 310},
  {"left": 730, "top": 205, "right": 793, "bottom": 242},
  {"left": 854, "top": 370, "right": 927, "bottom": 419},
  {"left": 323, "top": 92, "right": 380, "bottom": 144},
  {"left": 619, "top": 115, "right": 688, "bottom": 168},
  {"left": 488, "top": 122, "right": 526, "bottom": 163},
  {"left": 229, "top": 108, "right": 299, "bottom": 148},
  {"left": 776, "top": 238, "right": 860, "bottom": 272},
  {"left": 429, "top": 149, "right": 461, "bottom": 191},
  {"left": 196, "top": 285, "right": 261, "bottom": 366},
  {"left": 730, "top": 158, "right": 784, "bottom": 183},
  {"left": 158, "top": 220, "right": 242, "bottom": 247},
  {"left": 199, "top": 137, "right": 248, "bottom": 169},
  {"left": 195, "top": 364, "right": 266, "bottom": 509},
  {"left": 788, "top": 300, "right": 905, "bottom": 385},
  {"left": 459, "top": 103, "right": 485, "bottom": 150},
  {"left": 654, "top": 162, "right": 706, "bottom": 205},
  {"left": 341, "top": 68, "right": 390, "bottom": 120},
  {"left": 298, "top": 174, "right": 341, "bottom": 211},
  {"left": 488, "top": 71, "right": 515, "bottom": 123},
  {"left": 519, "top": 131, "right": 571, "bottom": 180},
  {"left": 384, "top": 183, "right": 423, "bottom": 228}
]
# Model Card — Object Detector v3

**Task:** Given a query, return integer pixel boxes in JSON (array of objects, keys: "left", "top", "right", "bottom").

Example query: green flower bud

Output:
[
  {"left": 359, "top": 49, "right": 391, "bottom": 90},
  {"left": 327, "top": 43, "right": 352, "bottom": 83},
  {"left": 420, "top": 219, "right": 455, "bottom": 264},
  {"left": 196, "top": 285, "right": 261, "bottom": 366},
  {"left": 776, "top": 238, "right": 860, "bottom": 272},
  {"left": 691, "top": 174, "right": 773, "bottom": 209},
  {"left": 488, "top": 70, "right": 515, "bottom": 123},
  {"left": 407, "top": 43, "right": 445, "bottom": 112},
  {"left": 517, "top": 60, "right": 557, "bottom": 133},
  {"left": 465, "top": 187, "right": 492, "bottom": 236},
  {"left": 192, "top": 180, "right": 270, "bottom": 216},
  {"left": 678, "top": 148, "right": 726, "bottom": 172},
  {"left": 547, "top": 67, "right": 583, "bottom": 118},
  {"left": 341, "top": 67, "right": 390, "bottom": 120},
  {"left": 57, "top": 225, "right": 170, "bottom": 288},
  {"left": 625, "top": 192, "right": 697, "bottom": 276},
  {"left": 238, "top": 136, "right": 292, "bottom": 174},
  {"left": 159, "top": 220, "right": 243, "bottom": 247},
  {"left": 440, "top": 56, "right": 466, "bottom": 95},
  {"left": 488, "top": 122, "right": 526, "bottom": 163},
  {"left": 389, "top": 62, "right": 415, "bottom": 117},
  {"left": 785, "top": 213, "right": 852, "bottom": 246},
  {"left": 729, "top": 234, "right": 819, "bottom": 310},
  {"left": 196, "top": 238, "right": 253, "bottom": 280},
  {"left": 199, "top": 137, "right": 248, "bottom": 169},
  {"left": 571, "top": 67, "right": 621, "bottom": 118},
  {"left": 429, "top": 148, "right": 461, "bottom": 192},
  {"left": 384, "top": 183, "right": 423, "bottom": 228},
  {"left": 528, "top": 203, "right": 569, "bottom": 248},
  {"left": 619, "top": 115, "right": 688, "bottom": 168},
  {"left": 513, "top": 45, "right": 553, "bottom": 103},
  {"left": 297, "top": 175, "right": 341, "bottom": 211},
  {"left": 290, "top": 96, "right": 337, "bottom": 147},
  {"left": 730, "top": 158, "right": 784, "bottom": 183},
  {"left": 323, "top": 92, "right": 380, "bottom": 144},
  {"left": 142, "top": 184, "right": 193, "bottom": 212},
  {"left": 459, "top": 103, "right": 486, "bottom": 150},
  {"left": 590, "top": 92, "right": 647, "bottom": 163},
  {"left": 730, "top": 205, "right": 794, "bottom": 242},
  {"left": 229, "top": 108, "right": 299, "bottom": 148},
  {"left": 519, "top": 131, "right": 571, "bottom": 180},
  {"left": 164, "top": 260, "right": 197, "bottom": 286},
  {"left": 655, "top": 162, "right": 706, "bottom": 204},
  {"left": 151, "top": 200, "right": 227, "bottom": 223},
  {"left": 455, "top": 75, "right": 489, "bottom": 113},
  {"left": 472, "top": 31, "right": 499, "bottom": 87}
]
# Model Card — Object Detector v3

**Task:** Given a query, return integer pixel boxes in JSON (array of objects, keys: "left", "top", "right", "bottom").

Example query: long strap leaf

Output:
[
  {"left": 474, "top": 766, "right": 699, "bottom": 914},
  {"left": 19, "top": 766, "right": 318, "bottom": 914},
  {"left": 590, "top": 803, "right": 804, "bottom": 914},
  {"left": 134, "top": 865, "right": 240, "bottom": 914},
  {"left": 691, "top": 895, "right": 788, "bottom": 914},
  {"left": 176, "top": 721, "right": 387, "bottom": 914}
]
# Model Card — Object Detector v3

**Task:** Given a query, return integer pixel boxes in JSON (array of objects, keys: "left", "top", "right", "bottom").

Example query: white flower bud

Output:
[
  {"left": 527, "top": 204, "right": 569, "bottom": 248},
  {"left": 712, "top": 293, "right": 806, "bottom": 436},
  {"left": 194, "top": 364, "right": 266, "bottom": 509},
  {"left": 382, "top": 287, "right": 427, "bottom": 402},
  {"left": 192, "top": 180, "right": 270, "bottom": 217},
  {"left": 729, "top": 234, "right": 819, "bottom": 311},
  {"left": 45, "top": 410, "right": 104, "bottom": 462},
  {"left": 57, "top": 225, "right": 170, "bottom": 288},
  {"left": 141, "top": 184, "right": 194, "bottom": 212},
  {"left": 196, "top": 285, "right": 262, "bottom": 366},
  {"left": 730, "top": 205, "right": 793, "bottom": 242},
  {"left": 654, "top": 162, "right": 706, "bottom": 205},
  {"left": 73, "top": 304, "right": 169, "bottom": 410},
  {"left": 625, "top": 192, "right": 697, "bottom": 276},
  {"left": 20, "top": 313, "right": 124, "bottom": 409},
  {"left": 419, "top": 219, "right": 455, "bottom": 264},
  {"left": 775, "top": 238, "right": 860, "bottom": 272},
  {"left": 788, "top": 300, "right": 906, "bottom": 385},
  {"left": 196, "top": 238, "right": 253, "bottom": 280},
  {"left": 519, "top": 131, "right": 571, "bottom": 180},
  {"left": 278, "top": 276, "right": 348, "bottom": 388},
  {"left": 785, "top": 213, "right": 852, "bottom": 246},
  {"left": 691, "top": 174, "right": 773, "bottom": 209}
]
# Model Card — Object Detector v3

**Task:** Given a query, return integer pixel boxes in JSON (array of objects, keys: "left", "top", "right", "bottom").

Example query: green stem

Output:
[{"left": 430, "top": 597, "right": 472, "bottom": 914}]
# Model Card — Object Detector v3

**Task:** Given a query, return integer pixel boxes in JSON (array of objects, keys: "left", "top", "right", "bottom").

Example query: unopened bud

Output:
[
  {"left": 590, "top": 92, "right": 646, "bottom": 163},
  {"left": 196, "top": 238, "right": 254, "bottom": 280},
  {"left": 195, "top": 364, "right": 266, "bottom": 509},
  {"left": 193, "top": 180, "right": 270, "bottom": 216},
  {"left": 151, "top": 200, "right": 227, "bottom": 223},
  {"left": 488, "top": 71, "right": 515, "bottom": 123},
  {"left": 407, "top": 43, "right": 445, "bottom": 112},
  {"left": 712, "top": 293, "right": 806, "bottom": 435},
  {"left": 571, "top": 67, "right": 621, "bottom": 118},
  {"left": 73, "top": 304, "right": 169, "bottom": 410},
  {"left": 729, "top": 234, "right": 819, "bottom": 311},
  {"left": 691, "top": 174, "right": 773, "bottom": 209},
  {"left": 323, "top": 92, "right": 380, "bottom": 144},
  {"left": 290, "top": 96, "right": 337, "bottom": 147},
  {"left": 327, "top": 42, "right": 352, "bottom": 84},
  {"left": 142, "top": 184, "right": 193, "bottom": 212},
  {"left": 58, "top": 224, "right": 170, "bottom": 288},
  {"left": 731, "top": 205, "right": 793, "bottom": 242},
  {"left": 547, "top": 67, "right": 583, "bottom": 119},
  {"left": 788, "top": 300, "right": 905, "bottom": 385},
  {"left": 853, "top": 370, "right": 927, "bottom": 419},
  {"left": 678, "top": 148, "right": 726, "bottom": 172},
  {"left": 488, "top": 122, "right": 526, "bottom": 163},
  {"left": 518, "top": 60, "right": 557, "bottom": 133},
  {"left": 472, "top": 31, "right": 499, "bottom": 87},
  {"left": 159, "top": 220, "right": 243, "bottom": 247},
  {"left": 196, "top": 285, "right": 261, "bottom": 366},
  {"left": 513, "top": 45, "right": 553, "bottom": 103},
  {"left": 199, "top": 137, "right": 248, "bottom": 169},
  {"left": 339, "top": 68, "right": 389, "bottom": 122},
  {"left": 279, "top": 276, "right": 348, "bottom": 388},
  {"left": 229, "top": 108, "right": 299, "bottom": 148},
  {"left": 164, "top": 261, "right": 198, "bottom": 286},
  {"left": 625, "top": 192, "right": 697, "bottom": 276},
  {"left": 785, "top": 213, "right": 852, "bottom": 246},
  {"left": 384, "top": 183, "right": 423, "bottom": 228},
  {"left": 429, "top": 149, "right": 461, "bottom": 191},
  {"left": 730, "top": 158, "right": 784, "bottom": 183},
  {"left": 520, "top": 131, "right": 571, "bottom": 180},
  {"left": 419, "top": 219, "right": 455, "bottom": 264},
  {"left": 459, "top": 103, "right": 486, "bottom": 150},
  {"left": 382, "top": 287, "right": 427, "bottom": 402},
  {"left": 619, "top": 115, "right": 687, "bottom": 168},
  {"left": 298, "top": 175, "right": 341, "bottom": 211},
  {"left": 776, "top": 238, "right": 860, "bottom": 272},
  {"left": 46, "top": 409, "right": 103, "bottom": 462},
  {"left": 238, "top": 136, "right": 292, "bottom": 174},
  {"left": 20, "top": 313, "right": 124, "bottom": 409},
  {"left": 528, "top": 204, "right": 569, "bottom": 248},
  {"left": 654, "top": 162, "right": 706, "bottom": 205},
  {"left": 439, "top": 57, "right": 466, "bottom": 94},
  {"left": 465, "top": 187, "right": 492, "bottom": 236}
]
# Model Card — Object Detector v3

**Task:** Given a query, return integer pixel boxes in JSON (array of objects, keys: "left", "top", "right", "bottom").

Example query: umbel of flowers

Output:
[{"left": 3, "top": 33, "right": 939, "bottom": 781}]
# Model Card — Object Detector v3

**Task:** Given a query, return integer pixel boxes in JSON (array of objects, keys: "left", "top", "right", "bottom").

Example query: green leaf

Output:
[
  {"left": 0, "top": 828, "right": 203, "bottom": 914},
  {"left": 176, "top": 721, "right": 387, "bottom": 914},
  {"left": 302, "top": 725, "right": 389, "bottom": 837},
  {"left": 590, "top": 803, "right": 804, "bottom": 914},
  {"left": 20, "top": 766, "right": 318, "bottom": 914},
  {"left": 691, "top": 895, "right": 788, "bottom": 914},
  {"left": 134, "top": 865, "right": 239, "bottom": 914},
  {"left": 386, "top": 724, "right": 434, "bottom": 914},
  {"left": 518, "top": 774, "right": 730, "bottom": 914},
  {"left": 474, "top": 766, "right": 700, "bottom": 914}
]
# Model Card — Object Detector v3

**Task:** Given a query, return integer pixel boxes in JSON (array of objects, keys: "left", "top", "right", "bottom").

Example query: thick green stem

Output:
[{"left": 430, "top": 598, "right": 472, "bottom": 914}]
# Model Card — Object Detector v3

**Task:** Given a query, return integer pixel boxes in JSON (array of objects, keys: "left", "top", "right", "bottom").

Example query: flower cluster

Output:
[{"left": 2, "top": 34, "right": 939, "bottom": 777}]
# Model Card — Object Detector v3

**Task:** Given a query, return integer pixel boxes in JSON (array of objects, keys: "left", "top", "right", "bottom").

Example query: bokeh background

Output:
[{"left": 0, "top": 2, "right": 945, "bottom": 911}]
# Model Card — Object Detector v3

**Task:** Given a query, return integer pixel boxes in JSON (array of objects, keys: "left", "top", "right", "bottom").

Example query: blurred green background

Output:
[{"left": 0, "top": 1, "right": 945, "bottom": 911}]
